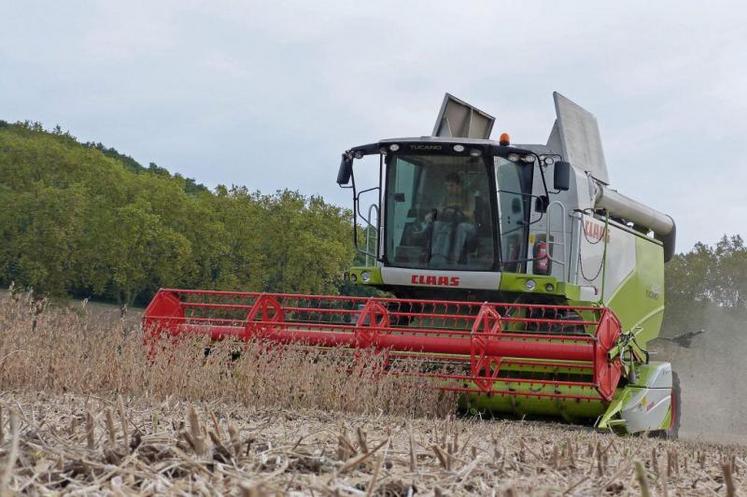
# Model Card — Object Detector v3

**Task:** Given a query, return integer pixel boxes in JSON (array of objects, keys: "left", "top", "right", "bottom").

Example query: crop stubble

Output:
[{"left": 0, "top": 292, "right": 744, "bottom": 496}]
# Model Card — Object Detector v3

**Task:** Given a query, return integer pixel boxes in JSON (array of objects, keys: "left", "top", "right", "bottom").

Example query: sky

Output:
[{"left": 1, "top": 1, "right": 746, "bottom": 251}]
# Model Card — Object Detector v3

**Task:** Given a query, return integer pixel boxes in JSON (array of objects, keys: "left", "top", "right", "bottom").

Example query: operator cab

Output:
[{"left": 337, "top": 136, "right": 571, "bottom": 290}]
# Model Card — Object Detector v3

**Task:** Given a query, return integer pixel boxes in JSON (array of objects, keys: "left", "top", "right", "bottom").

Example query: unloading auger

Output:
[{"left": 143, "top": 93, "right": 679, "bottom": 437}]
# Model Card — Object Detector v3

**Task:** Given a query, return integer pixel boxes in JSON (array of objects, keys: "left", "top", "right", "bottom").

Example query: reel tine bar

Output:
[{"left": 143, "top": 289, "right": 623, "bottom": 401}]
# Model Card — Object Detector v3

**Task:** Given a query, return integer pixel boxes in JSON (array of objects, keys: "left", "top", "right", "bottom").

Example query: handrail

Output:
[
  {"left": 545, "top": 200, "right": 568, "bottom": 281},
  {"left": 364, "top": 203, "right": 379, "bottom": 266}
]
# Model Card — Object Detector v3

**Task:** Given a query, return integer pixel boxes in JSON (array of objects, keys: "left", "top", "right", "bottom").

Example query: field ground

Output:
[
  {"left": 1, "top": 290, "right": 745, "bottom": 495},
  {"left": 0, "top": 392, "right": 745, "bottom": 496}
]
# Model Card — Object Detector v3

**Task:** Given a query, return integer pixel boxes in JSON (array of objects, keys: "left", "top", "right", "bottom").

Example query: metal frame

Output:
[{"left": 144, "top": 289, "right": 623, "bottom": 402}]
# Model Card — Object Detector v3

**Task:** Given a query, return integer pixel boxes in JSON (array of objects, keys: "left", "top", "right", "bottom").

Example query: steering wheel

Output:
[{"left": 440, "top": 206, "right": 467, "bottom": 223}]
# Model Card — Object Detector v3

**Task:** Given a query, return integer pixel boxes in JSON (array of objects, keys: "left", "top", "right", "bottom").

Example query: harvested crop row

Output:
[
  {"left": 1, "top": 291, "right": 745, "bottom": 495},
  {"left": 0, "top": 291, "right": 446, "bottom": 418},
  {"left": 0, "top": 393, "right": 744, "bottom": 496}
]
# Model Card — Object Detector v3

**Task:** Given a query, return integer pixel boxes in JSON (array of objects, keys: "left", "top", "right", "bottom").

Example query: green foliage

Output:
[
  {"left": 85, "top": 141, "right": 147, "bottom": 175},
  {"left": 14, "top": 115, "right": 743, "bottom": 326},
  {"left": 664, "top": 235, "right": 747, "bottom": 334},
  {"left": 0, "top": 121, "right": 354, "bottom": 306}
]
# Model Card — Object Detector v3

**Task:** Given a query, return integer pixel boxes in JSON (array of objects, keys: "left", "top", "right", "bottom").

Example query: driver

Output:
[{"left": 428, "top": 172, "right": 477, "bottom": 266}]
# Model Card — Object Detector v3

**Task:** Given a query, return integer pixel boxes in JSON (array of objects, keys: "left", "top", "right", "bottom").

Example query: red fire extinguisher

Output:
[{"left": 533, "top": 240, "right": 551, "bottom": 275}]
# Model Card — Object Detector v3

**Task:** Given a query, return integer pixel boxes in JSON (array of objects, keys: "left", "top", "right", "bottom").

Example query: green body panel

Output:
[
  {"left": 604, "top": 235, "right": 665, "bottom": 348},
  {"left": 347, "top": 231, "right": 669, "bottom": 435},
  {"left": 660, "top": 399, "right": 673, "bottom": 429},
  {"left": 498, "top": 272, "right": 582, "bottom": 300},
  {"left": 596, "top": 388, "right": 634, "bottom": 430},
  {"left": 461, "top": 383, "right": 604, "bottom": 420},
  {"left": 348, "top": 266, "right": 384, "bottom": 285},
  {"left": 597, "top": 363, "right": 674, "bottom": 432},
  {"left": 460, "top": 360, "right": 604, "bottom": 420},
  {"left": 596, "top": 385, "right": 672, "bottom": 433},
  {"left": 349, "top": 266, "right": 584, "bottom": 301}
]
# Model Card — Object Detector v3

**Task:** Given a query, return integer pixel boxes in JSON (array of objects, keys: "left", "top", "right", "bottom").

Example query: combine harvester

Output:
[{"left": 144, "top": 93, "right": 679, "bottom": 437}]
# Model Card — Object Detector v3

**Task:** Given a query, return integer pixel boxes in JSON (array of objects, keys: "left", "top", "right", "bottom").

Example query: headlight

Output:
[
  {"left": 525, "top": 279, "right": 536, "bottom": 290},
  {"left": 361, "top": 271, "right": 371, "bottom": 283}
]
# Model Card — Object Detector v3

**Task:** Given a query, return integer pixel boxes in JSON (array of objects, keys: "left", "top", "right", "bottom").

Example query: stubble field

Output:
[{"left": 0, "top": 291, "right": 744, "bottom": 496}]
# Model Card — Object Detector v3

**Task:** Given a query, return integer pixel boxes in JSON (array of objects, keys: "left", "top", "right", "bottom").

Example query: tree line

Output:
[
  {"left": 663, "top": 234, "right": 747, "bottom": 334},
  {"left": 0, "top": 121, "right": 354, "bottom": 307},
  {"left": 1, "top": 120, "right": 744, "bottom": 328}
]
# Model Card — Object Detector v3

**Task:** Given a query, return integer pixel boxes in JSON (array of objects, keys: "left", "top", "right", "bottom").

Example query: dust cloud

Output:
[{"left": 651, "top": 307, "right": 747, "bottom": 444}]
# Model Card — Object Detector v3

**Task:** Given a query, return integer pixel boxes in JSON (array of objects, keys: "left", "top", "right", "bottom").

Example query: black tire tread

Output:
[{"left": 669, "top": 369, "right": 681, "bottom": 439}]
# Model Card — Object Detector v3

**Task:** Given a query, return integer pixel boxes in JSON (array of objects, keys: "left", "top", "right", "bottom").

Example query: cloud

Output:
[{"left": 1, "top": 0, "right": 746, "bottom": 250}]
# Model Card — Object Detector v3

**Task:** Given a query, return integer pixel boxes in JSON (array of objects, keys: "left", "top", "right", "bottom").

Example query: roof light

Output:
[
  {"left": 543, "top": 157, "right": 555, "bottom": 166},
  {"left": 453, "top": 144, "right": 465, "bottom": 152},
  {"left": 507, "top": 153, "right": 520, "bottom": 162},
  {"left": 469, "top": 149, "right": 482, "bottom": 157},
  {"left": 389, "top": 144, "right": 400, "bottom": 152},
  {"left": 522, "top": 155, "right": 535, "bottom": 163},
  {"left": 499, "top": 132, "right": 511, "bottom": 146}
]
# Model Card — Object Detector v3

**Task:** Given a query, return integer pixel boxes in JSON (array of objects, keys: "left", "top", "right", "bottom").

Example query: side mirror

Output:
[
  {"left": 553, "top": 161, "right": 571, "bottom": 191},
  {"left": 336, "top": 155, "right": 353, "bottom": 185},
  {"left": 535, "top": 195, "right": 549, "bottom": 213}
]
